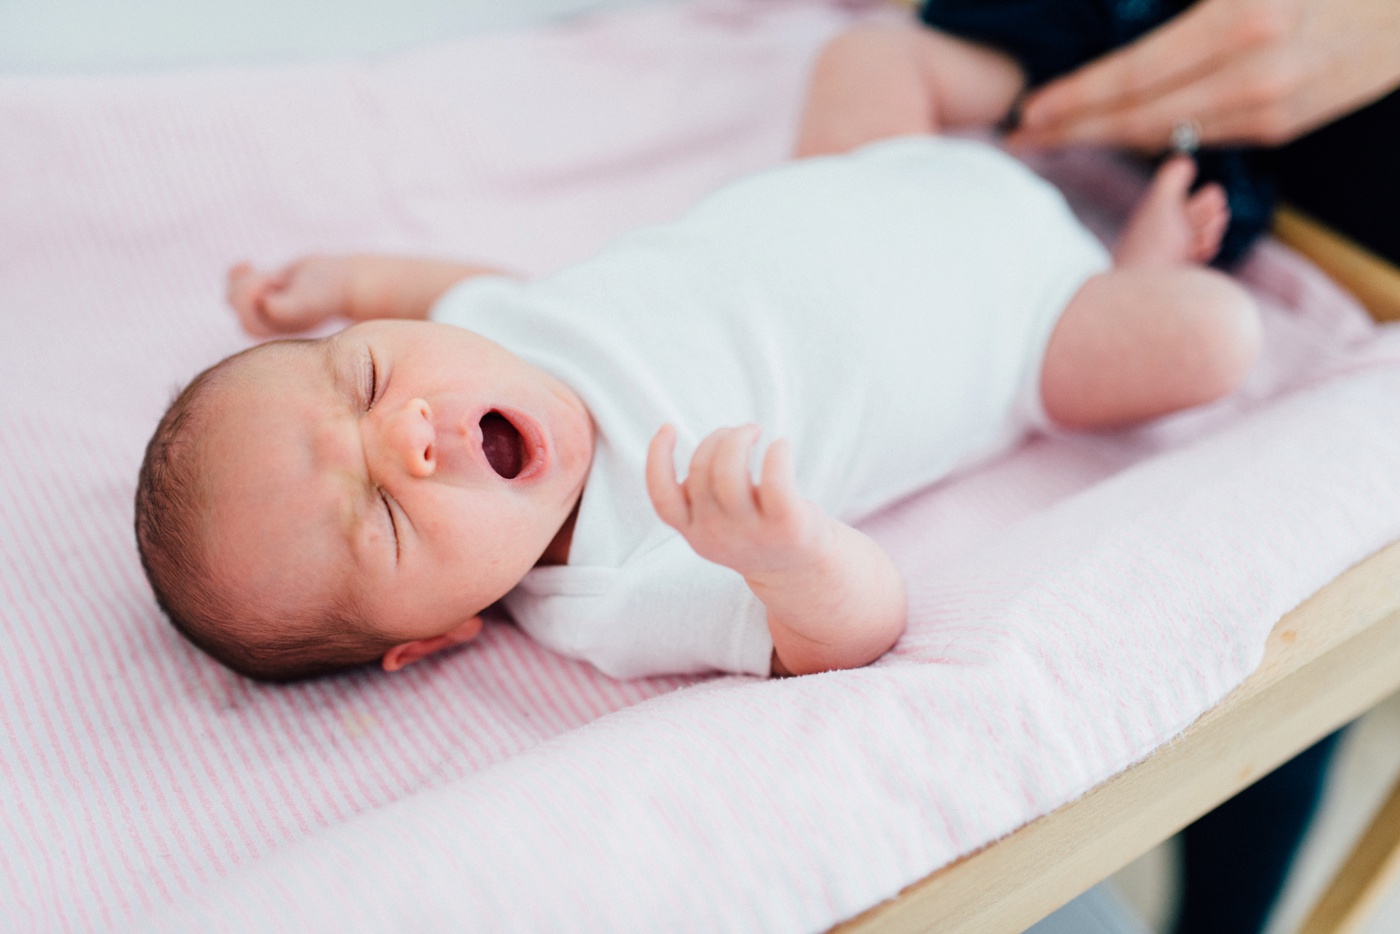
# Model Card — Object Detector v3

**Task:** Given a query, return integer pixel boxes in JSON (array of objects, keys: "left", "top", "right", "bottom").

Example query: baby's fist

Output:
[
  {"left": 227, "top": 255, "right": 354, "bottom": 336},
  {"left": 645, "top": 424, "right": 830, "bottom": 578}
]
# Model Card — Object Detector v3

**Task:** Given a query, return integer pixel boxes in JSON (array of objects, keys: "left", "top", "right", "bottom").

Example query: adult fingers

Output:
[
  {"left": 1013, "top": 52, "right": 1298, "bottom": 149},
  {"left": 645, "top": 425, "right": 690, "bottom": 529},
  {"left": 1018, "top": 0, "right": 1278, "bottom": 135}
]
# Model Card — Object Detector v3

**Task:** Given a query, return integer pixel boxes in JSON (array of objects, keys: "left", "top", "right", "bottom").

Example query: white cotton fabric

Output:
[{"left": 432, "top": 137, "right": 1110, "bottom": 678}]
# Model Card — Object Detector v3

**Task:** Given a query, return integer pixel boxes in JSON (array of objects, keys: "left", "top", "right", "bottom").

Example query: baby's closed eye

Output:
[{"left": 362, "top": 351, "right": 380, "bottom": 410}]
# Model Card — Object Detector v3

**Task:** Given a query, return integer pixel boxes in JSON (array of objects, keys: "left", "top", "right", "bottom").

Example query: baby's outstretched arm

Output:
[
  {"left": 646, "top": 425, "right": 907, "bottom": 676},
  {"left": 228, "top": 254, "right": 509, "bottom": 335}
]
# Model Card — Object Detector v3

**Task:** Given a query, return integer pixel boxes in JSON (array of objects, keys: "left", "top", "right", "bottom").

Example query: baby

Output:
[{"left": 135, "top": 33, "right": 1260, "bottom": 682}]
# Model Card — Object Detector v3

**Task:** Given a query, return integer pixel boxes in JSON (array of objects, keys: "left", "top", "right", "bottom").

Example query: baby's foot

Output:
[{"left": 1113, "top": 156, "right": 1230, "bottom": 268}]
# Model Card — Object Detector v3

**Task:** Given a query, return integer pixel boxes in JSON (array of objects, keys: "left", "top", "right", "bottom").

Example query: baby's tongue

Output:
[{"left": 480, "top": 412, "right": 524, "bottom": 479}]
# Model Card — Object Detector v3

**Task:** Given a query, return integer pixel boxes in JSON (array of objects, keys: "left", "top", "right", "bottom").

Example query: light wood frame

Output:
[{"left": 833, "top": 216, "right": 1400, "bottom": 934}]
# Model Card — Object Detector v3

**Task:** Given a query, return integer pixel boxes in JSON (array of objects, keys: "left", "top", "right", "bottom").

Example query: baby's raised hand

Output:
[
  {"left": 227, "top": 255, "right": 354, "bottom": 336},
  {"left": 645, "top": 424, "right": 831, "bottom": 578}
]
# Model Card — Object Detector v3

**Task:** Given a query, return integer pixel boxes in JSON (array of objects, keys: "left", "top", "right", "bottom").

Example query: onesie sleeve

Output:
[{"left": 506, "top": 534, "right": 774, "bottom": 680}]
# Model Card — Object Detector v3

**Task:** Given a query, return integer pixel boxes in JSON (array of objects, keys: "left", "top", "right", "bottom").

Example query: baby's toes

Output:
[
  {"left": 1186, "top": 184, "right": 1230, "bottom": 261},
  {"left": 1185, "top": 183, "right": 1228, "bottom": 225},
  {"left": 1148, "top": 154, "right": 1199, "bottom": 203},
  {"left": 1200, "top": 213, "right": 1231, "bottom": 262}
]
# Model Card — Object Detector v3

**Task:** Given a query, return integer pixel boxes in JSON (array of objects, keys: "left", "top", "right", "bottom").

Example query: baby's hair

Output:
[{"left": 134, "top": 344, "right": 392, "bottom": 682}]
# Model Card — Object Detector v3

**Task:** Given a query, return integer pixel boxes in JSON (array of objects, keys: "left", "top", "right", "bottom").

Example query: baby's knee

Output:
[{"left": 1177, "top": 269, "right": 1262, "bottom": 400}]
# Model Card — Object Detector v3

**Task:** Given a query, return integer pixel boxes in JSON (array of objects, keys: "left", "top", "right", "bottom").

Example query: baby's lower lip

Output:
[{"left": 491, "top": 408, "right": 547, "bottom": 481}]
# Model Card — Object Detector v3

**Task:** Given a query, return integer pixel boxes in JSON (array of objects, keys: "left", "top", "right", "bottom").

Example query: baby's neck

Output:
[{"left": 537, "top": 499, "right": 582, "bottom": 566}]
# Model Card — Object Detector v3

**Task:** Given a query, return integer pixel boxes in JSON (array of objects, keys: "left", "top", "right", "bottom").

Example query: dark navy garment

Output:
[
  {"left": 920, "top": 0, "right": 1274, "bottom": 267},
  {"left": 1173, "top": 732, "right": 1343, "bottom": 934},
  {"left": 921, "top": 0, "right": 1189, "bottom": 86}
]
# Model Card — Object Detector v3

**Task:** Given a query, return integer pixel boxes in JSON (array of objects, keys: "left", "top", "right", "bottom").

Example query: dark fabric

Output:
[
  {"left": 919, "top": 0, "right": 1189, "bottom": 87},
  {"left": 1172, "top": 730, "right": 1344, "bottom": 934},
  {"left": 1266, "top": 88, "right": 1400, "bottom": 265},
  {"left": 919, "top": 0, "right": 1269, "bottom": 266}
]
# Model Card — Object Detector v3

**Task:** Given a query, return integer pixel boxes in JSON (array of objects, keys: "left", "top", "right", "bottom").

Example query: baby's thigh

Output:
[{"left": 1039, "top": 267, "right": 1261, "bottom": 430}]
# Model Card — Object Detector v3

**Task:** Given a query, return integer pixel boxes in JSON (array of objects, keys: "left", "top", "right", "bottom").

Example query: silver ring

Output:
[{"left": 1170, "top": 119, "right": 1202, "bottom": 154}]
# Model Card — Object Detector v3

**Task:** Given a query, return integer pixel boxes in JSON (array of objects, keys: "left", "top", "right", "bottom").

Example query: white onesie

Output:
[{"left": 431, "top": 136, "right": 1110, "bottom": 679}]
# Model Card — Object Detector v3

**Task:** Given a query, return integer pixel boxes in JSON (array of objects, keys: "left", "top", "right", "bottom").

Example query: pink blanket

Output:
[{"left": 4, "top": 2, "right": 1400, "bottom": 930}]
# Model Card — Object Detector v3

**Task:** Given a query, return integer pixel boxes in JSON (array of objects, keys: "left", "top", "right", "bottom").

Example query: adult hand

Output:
[{"left": 1009, "top": 0, "right": 1400, "bottom": 150}]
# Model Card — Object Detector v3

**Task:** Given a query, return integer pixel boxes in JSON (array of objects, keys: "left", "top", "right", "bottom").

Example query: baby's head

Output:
[{"left": 135, "top": 320, "right": 593, "bottom": 681}]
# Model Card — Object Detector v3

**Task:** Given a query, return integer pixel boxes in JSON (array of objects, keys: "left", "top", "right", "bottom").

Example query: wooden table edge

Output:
[{"left": 835, "top": 538, "right": 1400, "bottom": 934}]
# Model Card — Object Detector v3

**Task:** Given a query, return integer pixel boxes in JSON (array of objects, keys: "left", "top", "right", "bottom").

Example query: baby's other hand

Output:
[
  {"left": 227, "top": 255, "right": 354, "bottom": 336},
  {"left": 646, "top": 424, "right": 831, "bottom": 578}
]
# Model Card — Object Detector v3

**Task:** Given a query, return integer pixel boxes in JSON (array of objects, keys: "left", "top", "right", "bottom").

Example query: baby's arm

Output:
[
  {"left": 646, "top": 425, "right": 907, "bottom": 677},
  {"left": 795, "top": 23, "right": 1026, "bottom": 158},
  {"left": 227, "top": 254, "right": 510, "bottom": 336}
]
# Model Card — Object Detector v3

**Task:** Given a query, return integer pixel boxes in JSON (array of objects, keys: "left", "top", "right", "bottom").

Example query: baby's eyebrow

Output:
[{"left": 320, "top": 335, "right": 352, "bottom": 400}]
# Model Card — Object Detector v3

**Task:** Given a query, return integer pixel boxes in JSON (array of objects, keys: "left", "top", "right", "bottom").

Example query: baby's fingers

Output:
[
  {"left": 704, "top": 425, "right": 762, "bottom": 517},
  {"left": 645, "top": 425, "right": 690, "bottom": 529},
  {"left": 227, "top": 262, "right": 278, "bottom": 337},
  {"left": 757, "top": 439, "right": 801, "bottom": 522}
]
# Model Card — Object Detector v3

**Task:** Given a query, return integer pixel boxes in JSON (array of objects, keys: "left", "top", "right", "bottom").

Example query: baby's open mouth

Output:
[{"left": 480, "top": 411, "right": 525, "bottom": 479}]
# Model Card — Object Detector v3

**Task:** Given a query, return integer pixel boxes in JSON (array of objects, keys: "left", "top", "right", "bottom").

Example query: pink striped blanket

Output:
[{"left": 4, "top": 1, "right": 1400, "bottom": 930}]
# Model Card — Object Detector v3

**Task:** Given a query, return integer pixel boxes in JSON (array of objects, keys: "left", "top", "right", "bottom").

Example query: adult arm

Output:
[
  {"left": 227, "top": 254, "right": 510, "bottom": 336},
  {"left": 1010, "top": 0, "right": 1400, "bottom": 150},
  {"left": 646, "top": 424, "right": 907, "bottom": 677}
]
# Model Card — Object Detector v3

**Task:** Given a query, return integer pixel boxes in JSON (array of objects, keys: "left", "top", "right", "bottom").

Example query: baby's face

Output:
[{"left": 201, "top": 320, "right": 594, "bottom": 653}]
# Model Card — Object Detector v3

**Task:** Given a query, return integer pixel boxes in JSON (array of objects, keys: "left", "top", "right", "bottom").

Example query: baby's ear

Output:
[{"left": 381, "top": 616, "right": 484, "bottom": 672}]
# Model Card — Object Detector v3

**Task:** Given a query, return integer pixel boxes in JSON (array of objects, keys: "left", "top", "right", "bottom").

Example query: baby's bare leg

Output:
[
  {"left": 1040, "top": 266, "right": 1261, "bottom": 430},
  {"left": 1040, "top": 154, "right": 1258, "bottom": 430},
  {"left": 795, "top": 24, "right": 1025, "bottom": 158}
]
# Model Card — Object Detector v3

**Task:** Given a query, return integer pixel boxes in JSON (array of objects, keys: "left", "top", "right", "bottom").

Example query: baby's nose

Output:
[{"left": 388, "top": 398, "right": 436, "bottom": 478}]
